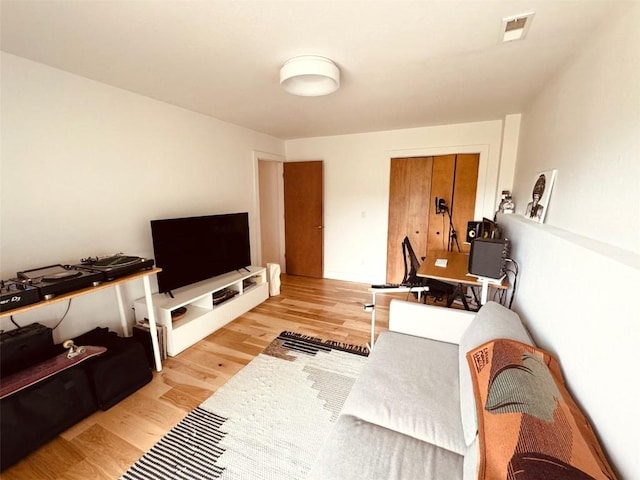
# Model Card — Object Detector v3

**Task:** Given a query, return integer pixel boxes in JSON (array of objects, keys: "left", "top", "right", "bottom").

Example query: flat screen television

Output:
[{"left": 150, "top": 212, "right": 251, "bottom": 293}]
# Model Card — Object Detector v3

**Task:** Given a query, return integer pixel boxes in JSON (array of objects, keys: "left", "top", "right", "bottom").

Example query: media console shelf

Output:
[{"left": 133, "top": 266, "right": 268, "bottom": 356}]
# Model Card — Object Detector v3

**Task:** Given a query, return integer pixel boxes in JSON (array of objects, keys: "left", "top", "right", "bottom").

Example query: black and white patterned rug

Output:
[{"left": 120, "top": 332, "right": 368, "bottom": 480}]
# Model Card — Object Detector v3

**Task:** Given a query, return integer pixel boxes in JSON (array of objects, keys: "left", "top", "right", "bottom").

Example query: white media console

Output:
[{"left": 134, "top": 266, "right": 268, "bottom": 356}]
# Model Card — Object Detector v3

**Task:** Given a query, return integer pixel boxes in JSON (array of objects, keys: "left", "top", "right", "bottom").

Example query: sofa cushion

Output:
[
  {"left": 341, "top": 331, "right": 466, "bottom": 454},
  {"left": 458, "top": 302, "right": 534, "bottom": 445},
  {"left": 307, "top": 414, "right": 463, "bottom": 480}
]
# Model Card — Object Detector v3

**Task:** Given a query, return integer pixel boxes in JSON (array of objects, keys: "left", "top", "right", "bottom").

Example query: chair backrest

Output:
[
  {"left": 402, "top": 236, "right": 455, "bottom": 295},
  {"left": 401, "top": 236, "right": 426, "bottom": 286}
]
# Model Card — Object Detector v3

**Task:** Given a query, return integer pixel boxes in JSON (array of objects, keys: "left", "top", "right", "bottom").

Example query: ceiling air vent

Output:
[{"left": 501, "top": 12, "right": 535, "bottom": 42}]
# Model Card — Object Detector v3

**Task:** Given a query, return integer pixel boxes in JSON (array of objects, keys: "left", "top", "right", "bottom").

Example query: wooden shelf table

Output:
[
  {"left": 0, "top": 268, "right": 163, "bottom": 372},
  {"left": 417, "top": 251, "right": 508, "bottom": 309}
]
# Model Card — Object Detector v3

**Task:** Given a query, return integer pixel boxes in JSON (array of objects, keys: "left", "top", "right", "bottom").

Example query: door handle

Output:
[{"left": 314, "top": 225, "right": 324, "bottom": 229}]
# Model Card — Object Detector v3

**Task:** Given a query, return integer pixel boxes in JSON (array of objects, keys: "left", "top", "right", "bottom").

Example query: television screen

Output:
[{"left": 150, "top": 213, "right": 251, "bottom": 293}]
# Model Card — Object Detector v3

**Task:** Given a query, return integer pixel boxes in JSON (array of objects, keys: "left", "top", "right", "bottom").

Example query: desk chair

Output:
[{"left": 401, "top": 237, "right": 455, "bottom": 303}]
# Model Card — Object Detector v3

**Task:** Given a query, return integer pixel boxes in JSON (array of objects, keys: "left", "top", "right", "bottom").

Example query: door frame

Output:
[{"left": 253, "top": 150, "right": 286, "bottom": 270}]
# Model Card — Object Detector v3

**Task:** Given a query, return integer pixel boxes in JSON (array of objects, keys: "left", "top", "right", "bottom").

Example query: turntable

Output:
[
  {"left": 75, "top": 254, "right": 154, "bottom": 281},
  {"left": 0, "top": 279, "right": 41, "bottom": 312},
  {"left": 17, "top": 265, "right": 103, "bottom": 300}
]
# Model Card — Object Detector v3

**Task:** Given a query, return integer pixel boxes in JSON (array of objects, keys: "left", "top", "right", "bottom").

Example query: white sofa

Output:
[{"left": 308, "top": 300, "right": 534, "bottom": 479}]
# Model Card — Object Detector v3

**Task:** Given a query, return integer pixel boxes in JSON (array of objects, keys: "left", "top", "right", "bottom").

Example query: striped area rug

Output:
[{"left": 121, "top": 331, "right": 368, "bottom": 480}]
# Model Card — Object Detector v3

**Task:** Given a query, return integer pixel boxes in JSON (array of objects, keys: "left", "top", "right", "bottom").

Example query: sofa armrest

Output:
[{"left": 388, "top": 300, "right": 476, "bottom": 344}]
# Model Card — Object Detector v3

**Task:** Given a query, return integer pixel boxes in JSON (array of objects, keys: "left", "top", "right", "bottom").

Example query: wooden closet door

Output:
[
  {"left": 452, "top": 154, "right": 479, "bottom": 253},
  {"left": 427, "top": 155, "right": 456, "bottom": 252},
  {"left": 386, "top": 157, "right": 433, "bottom": 283}
]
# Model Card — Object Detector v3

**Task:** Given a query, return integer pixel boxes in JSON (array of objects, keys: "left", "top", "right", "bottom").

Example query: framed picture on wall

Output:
[{"left": 524, "top": 169, "right": 557, "bottom": 223}]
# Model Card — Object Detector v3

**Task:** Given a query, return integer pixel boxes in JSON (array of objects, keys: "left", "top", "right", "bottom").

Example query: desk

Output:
[
  {"left": 417, "top": 251, "right": 507, "bottom": 309},
  {"left": 0, "top": 268, "right": 163, "bottom": 372}
]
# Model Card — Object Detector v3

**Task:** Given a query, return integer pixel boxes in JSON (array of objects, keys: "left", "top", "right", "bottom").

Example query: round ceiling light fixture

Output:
[{"left": 280, "top": 55, "right": 340, "bottom": 97}]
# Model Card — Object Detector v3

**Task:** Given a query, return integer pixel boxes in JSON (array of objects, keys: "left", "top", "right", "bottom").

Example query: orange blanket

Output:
[{"left": 466, "top": 339, "right": 617, "bottom": 480}]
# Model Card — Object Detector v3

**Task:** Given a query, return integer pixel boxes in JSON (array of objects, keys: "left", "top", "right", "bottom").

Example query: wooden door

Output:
[
  {"left": 386, "top": 157, "right": 433, "bottom": 283},
  {"left": 452, "top": 154, "right": 479, "bottom": 254},
  {"left": 283, "top": 161, "right": 324, "bottom": 278},
  {"left": 427, "top": 155, "right": 456, "bottom": 252},
  {"left": 427, "top": 154, "right": 479, "bottom": 254}
]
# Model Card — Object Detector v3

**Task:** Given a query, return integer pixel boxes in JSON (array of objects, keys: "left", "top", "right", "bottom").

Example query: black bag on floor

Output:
[
  {"left": 0, "top": 323, "right": 55, "bottom": 378},
  {"left": 71, "top": 327, "right": 152, "bottom": 410},
  {"left": 0, "top": 366, "right": 98, "bottom": 471}
]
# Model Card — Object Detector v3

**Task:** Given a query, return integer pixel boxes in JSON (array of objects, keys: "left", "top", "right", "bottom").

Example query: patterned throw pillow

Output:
[{"left": 466, "top": 339, "right": 617, "bottom": 480}]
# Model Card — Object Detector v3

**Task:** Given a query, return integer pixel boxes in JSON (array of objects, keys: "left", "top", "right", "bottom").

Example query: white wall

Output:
[
  {"left": 496, "top": 114, "right": 521, "bottom": 200},
  {"left": 512, "top": 5, "right": 639, "bottom": 255},
  {"left": 0, "top": 53, "right": 285, "bottom": 341},
  {"left": 286, "top": 120, "right": 514, "bottom": 283},
  {"left": 502, "top": 4, "right": 640, "bottom": 478}
]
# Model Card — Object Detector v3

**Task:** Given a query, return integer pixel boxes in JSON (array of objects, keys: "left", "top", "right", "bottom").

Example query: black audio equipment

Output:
[
  {"left": 76, "top": 254, "right": 154, "bottom": 281},
  {"left": 465, "top": 219, "right": 502, "bottom": 244},
  {"left": 0, "top": 280, "right": 40, "bottom": 312},
  {"left": 0, "top": 323, "right": 54, "bottom": 378},
  {"left": 480, "top": 218, "right": 500, "bottom": 239},
  {"left": 466, "top": 221, "right": 483, "bottom": 243},
  {"left": 435, "top": 197, "right": 449, "bottom": 215},
  {"left": 468, "top": 238, "right": 509, "bottom": 279},
  {"left": 212, "top": 288, "right": 239, "bottom": 305},
  {"left": 16, "top": 265, "right": 103, "bottom": 300}
]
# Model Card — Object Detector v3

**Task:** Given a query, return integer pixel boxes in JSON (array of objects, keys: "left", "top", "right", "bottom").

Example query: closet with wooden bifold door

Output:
[{"left": 386, "top": 154, "right": 479, "bottom": 284}]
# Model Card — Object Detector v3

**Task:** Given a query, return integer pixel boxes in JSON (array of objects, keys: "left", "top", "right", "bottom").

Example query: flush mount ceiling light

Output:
[
  {"left": 501, "top": 12, "right": 535, "bottom": 42},
  {"left": 280, "top": 55, "right": 340, "bottom": 96}
]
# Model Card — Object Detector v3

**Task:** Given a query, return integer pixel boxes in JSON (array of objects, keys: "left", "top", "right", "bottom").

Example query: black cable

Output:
[
  {"left": 450, "top": 154, "right": 458, "bottom": 251},
  {"left": 5, "top": 301, "right": 71, "bottom": 331},
  {"left": 445, "top": 207, "right": 461, "bottom": 252},
  {"left": 494, "top": 288, "right": 504, "bottom": 305},
  {"left": 503, "top": 268, "right": 516, "bottom": 301},
  {"left": 493, "top": 287, "right": 503, "bottom": 305},
  {"left": 505, "top": 259, "right": 519, "bottom": 309},
  {"left": 52, "top": 299, "right": 73, "bottom": 330},
  {"left": 405, "top": 289, "right": 412, "bottom": 302}
]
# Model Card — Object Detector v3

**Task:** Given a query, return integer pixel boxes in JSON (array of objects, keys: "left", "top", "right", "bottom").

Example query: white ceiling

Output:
[{"left": 0, "top": 1, "right": 630, "bottom": 140}]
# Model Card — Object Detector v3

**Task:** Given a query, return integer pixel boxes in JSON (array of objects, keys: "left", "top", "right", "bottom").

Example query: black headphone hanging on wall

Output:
[{"left": 434, "top": 197, "right": 448, "bottom": 214}]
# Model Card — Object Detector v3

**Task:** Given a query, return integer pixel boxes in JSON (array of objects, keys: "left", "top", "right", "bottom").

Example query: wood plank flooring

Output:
[{"left": 1, "top": 274, "right": 422, "bottom": 480}]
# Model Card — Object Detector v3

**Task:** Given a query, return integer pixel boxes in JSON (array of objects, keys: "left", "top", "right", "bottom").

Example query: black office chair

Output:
[{"left": 401, "top": 236, "right": 455, "bottom": 303}]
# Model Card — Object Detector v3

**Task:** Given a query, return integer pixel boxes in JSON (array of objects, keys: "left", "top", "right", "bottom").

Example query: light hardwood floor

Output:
[{"left": 1, "top": 274, "right": 423, "bottom": 480}]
